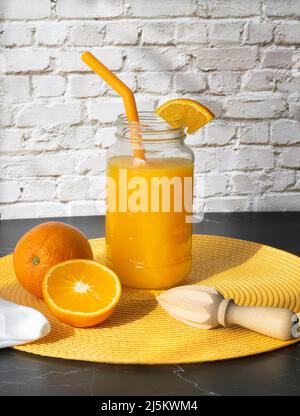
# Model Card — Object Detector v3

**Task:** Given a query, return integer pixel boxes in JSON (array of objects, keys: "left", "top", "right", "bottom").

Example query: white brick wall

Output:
[{"left": 0, "top": 0, "right": 299, "bottom": 219}]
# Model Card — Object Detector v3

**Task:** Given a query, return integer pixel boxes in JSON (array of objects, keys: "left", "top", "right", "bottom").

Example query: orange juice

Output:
[{"left": 106, "top": 156, "right": 193, "bottom": 289}]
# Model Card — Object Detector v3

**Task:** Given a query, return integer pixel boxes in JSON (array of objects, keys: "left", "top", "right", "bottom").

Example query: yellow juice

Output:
[{"left": 106, "top": 156, "right": 193, "bottom": 289}]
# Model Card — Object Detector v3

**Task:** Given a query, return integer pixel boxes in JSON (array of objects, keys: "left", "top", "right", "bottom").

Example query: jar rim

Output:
[{"left": 116, "top": 111, "right": 186, "bottom": 142}]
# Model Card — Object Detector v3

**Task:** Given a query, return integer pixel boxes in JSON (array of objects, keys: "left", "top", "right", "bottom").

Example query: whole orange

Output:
[{"left": 13, "top": 221, "right": 93, "bottom": 298}]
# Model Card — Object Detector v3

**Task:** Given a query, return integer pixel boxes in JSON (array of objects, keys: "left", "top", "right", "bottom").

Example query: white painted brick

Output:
[
  {"left": 195, "top": 0, "right": 206, "bottom": 17},
  {"left": 4, "top": 50, "right": 50, "bottom": 73},
  {"left": 0, "top": 0, "right": 50, "bottom": 19},
  {"left": 290, "top": 104, "right": 300, "bottom": 120},
  {"left": 22, "top": 180, "right": 56, "bottom": 201},
  {"left": 25, "top": 128, "right": 62, "bottom": 151},
  {"left": 0, "top": 1, "right": 299, "bottom": 217},
  {"left": 71, "top": 25, "right": 105, "bottom": 47},
  {"left": 58, "top": 49, "right": 123, "bottom": 72},
  {"left": 57, "top": 0, "right": 123, "bottom": 18},
  {"left": 242, "top": 70, "right": 275, "bottom": 91},
  {"left": 17, "top": 103, "right": 82, "bottom": 127},
  {"left": 280, "top": 148, "right": 300, "bottom": 168},
  {"left": 231, "top": 174, "right": 258, "bottom": 195},
  {"left": 245, "top": 23, "right": 273, "bottom": 45},
  {"left": 289, "top": 98, "right": 300, "bottom": 120},
  {"left": 275, "top": 22, "right": 300, "bottom": 45},
  {"left": 208, "top": 23, "right": 242, "bottom": 46},
  {"left": 27, "top": 126, "right": 95, "bottom": 151},
  {"left": 37, "top": 23, "right": 68, "bottom": 46},
  {"left": 292, "top": 51, "right": 300, "bottom": 74},
  {"left": 277, "top": 75, "right": 300, "bottom": 93},
  {"left": 69, "top": 74, "right": 106, "bottom": 98},
  {"left": 0, "top": 181, "right": 20, "bottom": 203},
  {"left": 58, "top": 177, "right": 91, "bottom": 201},
  {"left": 265, "top": 0, "right": 300, "bottom": 17},
  {"left": 271, "top": 120, "right": 300, "bottom": 145},
  {"left": 57, "top": 50, "right": 93, "bottom": 72},
  {"left": 76, "top": 154, "right": 106, "bottom": 175},
  {"left": 0, "top": 106, "right": 12, "bottom": 127},
  {"left": 208, "top": 72, "right": 240, "bottom": 93},
  {"left": 256, "top": 194, "right": 300, "bottom": 211},
  {"left": 128, "top": 0, "right": 194, "bottom": 17},
  {"left": 272, "top": 171, "right": 295, "bottom": 192},
  {"left": 193, "top": 197, "right": 210, "bottom": 214},
  {"left": 193, "top": 175, "right": 203, "bottom": 195},
  {"left": 67, "top": 200, "right": 105, "bottom": 217},
  {"left": 295, "top": 174, "right": 300, "bottom": 190},
  {"left": 89, "top": 100, "right": 126, "bottom": 123},
  {"left": 95, "top": 128, "right": 116, "bottom": 149},
  {"left": 0, "top": 203, "right": 67, "bottom": 220},
  {"left": 67, "top": 126, "right": 96, "bottom": 149},
  {"left": 89, "top": 99, "right": 154, "bottom": 122},
  {"left": 216, "top": 148, "right": 274, "bottom": 171},
  {"left": 137, "top": 72, "right": 172, "bottom": 93},
  {"left": 262, "top": 48, "right": 293, "bottom": 68},
  {"left": 142, "top": 23, "right": 174, "bottom": 45},
  {"left": 204, "top": 175, "right": 228, "bottom": 197},
  {"left": 176, "top": 24, "right": 207, "bottom": 44},
  {"left": 0, "top": 76, "right": 30, "bottom": 102},
  {"left": 174, "top": 72, "right": 206, "bottom": 92},
  {"left": 0, "top": 154, "right": 74, "bottom": 177},
  {"left": 106, "top": 22, "right": 139, "bottom": 45},
  {"left": 33, "top": 75, "right": 66, "bottom": 97},
  {"left": 0, "top": 129, "right": 25, "bottom": 151},
  {"left": 225, "top": 97, "right": 285, "bottom": 119},
  {"left": 88, "top": 176, "right": 106, "bottom": 200},
  {"left": 197, "top": 47, "right": 257, "bottom": 70},
  {"left": 185, "top": 128, "right": 205, "bottom": 147},
  {"left": 206, "top": 0, "right": 260, "bottom": 17},
  {"left": 0, "top": 54, "right": 6, "bottom": 74},
  {"left": 1, "top": 24, "right": 32, "bottom": 46},
  {"left": 205, "top": 123, "right": 236, "bottom": 145},
  {"left": 239, "top": 123, "right": 269, "bottom": 144},
  {"left": 194, "top": 150, "right": 217, "bottom": 173},
  {"left": 126, "top": 48, "right": 185, "bottom": 71},
  {"left": 205, "top": 197, "right": 249, "bottom": 213}
]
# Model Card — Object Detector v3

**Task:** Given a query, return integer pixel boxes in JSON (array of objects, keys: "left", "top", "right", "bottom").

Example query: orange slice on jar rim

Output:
[{"left": 155, "top": 98, "right": 215, "bottom": 134}]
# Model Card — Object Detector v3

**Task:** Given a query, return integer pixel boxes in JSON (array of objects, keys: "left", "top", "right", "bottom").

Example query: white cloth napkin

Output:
[{"left": 0, "top": 298, "right": 50, "bottom": 348}]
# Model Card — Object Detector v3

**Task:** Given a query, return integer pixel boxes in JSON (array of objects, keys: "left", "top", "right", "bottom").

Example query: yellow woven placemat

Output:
[{"left": 0, "top": 235, "right": 299, "bottom": 364}]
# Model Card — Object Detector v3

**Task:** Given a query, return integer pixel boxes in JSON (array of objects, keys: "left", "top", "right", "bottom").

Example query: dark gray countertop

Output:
[{"left": 0, "top": 213, "right": 300, "bottom": 396}]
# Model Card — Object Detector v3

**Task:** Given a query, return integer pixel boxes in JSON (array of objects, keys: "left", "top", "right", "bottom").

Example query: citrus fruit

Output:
[
  {"left": 42, "top": 259, "right": 121, "bottom": 327},
  {"left": 155, "top": 98, "right": 215, "bottom": 134},
  {"left": 13, "top": 221, "right": 93, "bottom": 298}
]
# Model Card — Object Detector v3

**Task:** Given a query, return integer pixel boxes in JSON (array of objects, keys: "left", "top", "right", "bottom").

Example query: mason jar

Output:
[{"left": 105, "top": 112, "right": 194, "bottom": 290}]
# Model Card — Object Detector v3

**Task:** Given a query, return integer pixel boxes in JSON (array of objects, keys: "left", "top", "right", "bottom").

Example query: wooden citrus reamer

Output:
[
  {"left": 81, "top": 51, "right": 145, "bottom": 160},
  {"left": 157, "top": 285, "right": 300, "bottom": 341}
]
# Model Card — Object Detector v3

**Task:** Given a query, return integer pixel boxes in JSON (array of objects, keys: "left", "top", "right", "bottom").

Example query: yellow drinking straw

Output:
[{"left": 81, "top": 51, "right": 145, "bottom": 160}]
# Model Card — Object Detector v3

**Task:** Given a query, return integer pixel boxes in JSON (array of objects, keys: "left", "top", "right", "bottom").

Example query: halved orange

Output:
[
  {"left": 155, "top": 98, "right": 215, "bottom": 134},
  {"left": 43, "top": 259, "right": 121, "bottom": 328}
]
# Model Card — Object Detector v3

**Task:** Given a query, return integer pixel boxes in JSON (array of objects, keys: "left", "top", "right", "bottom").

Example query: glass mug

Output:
[{"left": 105, "top": 112, "right": 194, "bottom": 289}]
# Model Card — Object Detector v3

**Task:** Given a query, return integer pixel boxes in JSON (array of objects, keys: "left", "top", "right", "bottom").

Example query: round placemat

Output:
[{"left": 0, "top": 235, "right": 299, "bottom": 364}]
